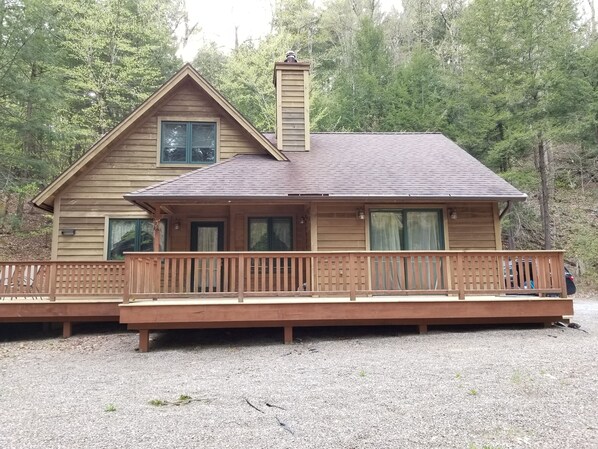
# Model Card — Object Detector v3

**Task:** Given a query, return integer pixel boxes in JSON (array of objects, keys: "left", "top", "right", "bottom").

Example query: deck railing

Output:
[
  {"left": 123, "top": 250, "right": 567, "bottom": 303},
  {"left": 0, "top": 261, "right": 125, "bottom": 300}
]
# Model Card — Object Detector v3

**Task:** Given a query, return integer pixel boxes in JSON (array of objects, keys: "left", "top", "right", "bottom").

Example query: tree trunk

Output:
[{"left": 537, "top": 137, "right": 552, "bottom": 250}]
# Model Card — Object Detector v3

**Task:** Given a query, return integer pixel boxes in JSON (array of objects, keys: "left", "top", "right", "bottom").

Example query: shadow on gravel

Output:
[
  {"left": 149, "top": 327, "right": 284, "bottom": 351},
  {"left": 146, "top": 322, "right": 560, "bottom": 351},
  {"left": 147, "top": 325, "right": 422, "bottom": 351},
  {"left": 0, "top": 322, "right": 126, "bottom": 343}
]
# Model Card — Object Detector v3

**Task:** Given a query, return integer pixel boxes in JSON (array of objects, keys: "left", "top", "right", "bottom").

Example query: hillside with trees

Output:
[{"left": 1, "top": 0, "right": 597, "bottom": 286}]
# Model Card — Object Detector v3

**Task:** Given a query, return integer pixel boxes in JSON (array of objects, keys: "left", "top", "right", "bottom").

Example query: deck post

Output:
[
  {"left": 349, "top": 253, "right": 356, "bottom": 301},
  {"left": 62, "top": 321, "right": 72, "bottom": 338},
  {"left": 123, "top": 255, "right": 131, "bottom": 304},
  {"left": 49, "top": 263, "right": 57, "bottom": 301},
  {"left": 238, "top": 254, "right": 244, "bottom": 303},
  {"left": 283, "top": 326, "right": 293, "bottom": 344},
  {"left": 138, "top": 329, "right": 150, "bottom": 352},
  {"left": 456, "top": 253, "right": 465, "bottom": 300},
  {"left": 418, "top": 324, "right": 428, "bottom": 334},
  {"left": 559, "top": 252, "right": 567, "bottom": 298}
]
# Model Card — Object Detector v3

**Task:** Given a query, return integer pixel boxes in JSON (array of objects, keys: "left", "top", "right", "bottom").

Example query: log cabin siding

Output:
[
  {"left": 316, "top": 204, "right": 367, "bottom": 251},
  {"left": 446, "top": 203, "right": 500, "bottom": 250},
  {"left": 55, "top": 80, "right": 267, "bottom": 260}
]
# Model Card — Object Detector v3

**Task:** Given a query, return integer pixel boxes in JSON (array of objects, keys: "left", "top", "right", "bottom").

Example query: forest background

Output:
[{"left": 1, "top": 0, "right": 597, "bottom": 287}]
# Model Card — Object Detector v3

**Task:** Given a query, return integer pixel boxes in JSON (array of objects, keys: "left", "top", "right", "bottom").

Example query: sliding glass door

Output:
[{"left": 370, "top": 209, "right": 444, "bottom": 290}]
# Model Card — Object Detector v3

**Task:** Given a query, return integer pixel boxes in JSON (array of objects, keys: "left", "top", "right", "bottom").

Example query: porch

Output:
[
  {"left": 119, "top": 250, "right": 572, "bottom": 350},
  {"left": 0, "top": 250, "right": 574, "bottom": 350},
  {"left": 0, "top": 251, "right": 573, "bottom": 351}
]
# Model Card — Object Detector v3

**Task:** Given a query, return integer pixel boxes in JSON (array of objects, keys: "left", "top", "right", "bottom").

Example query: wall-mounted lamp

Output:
[
  {"left": 299, "top": 215, "right": 308, "bottom": 225},
  {"left": 357, "top": 209, "right": 365, "bottom": 220},
  {"left": 60, "top": 228, "right": 76, "bottom": 236},
  {"left": 449, "top": 209, "right": 458, "bottom": 220},
  {"left": 174, "top": 220, "right": 181, "bottom": 231}
]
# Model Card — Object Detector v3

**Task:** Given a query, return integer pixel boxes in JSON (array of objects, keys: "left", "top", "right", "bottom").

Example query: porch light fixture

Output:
[
  {"left": 357, "top": 209, "right": 365, "bottom": 220},
  {"left": 60, "top": 228, "right": 76, "bottom": 236},
  {"left": 299, "top": 215, "right": 308, "bottom": 225},
  {"left": 449, "top": 209, "right": 458, "bottom": 220},
  {"left": 174, "top": 220, "right": 181, "bottom": 231}
]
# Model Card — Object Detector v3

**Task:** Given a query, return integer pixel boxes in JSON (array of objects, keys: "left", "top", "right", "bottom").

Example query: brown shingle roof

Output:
[{"left": 125, "top": 133, "right": 526, "bottom": 203}]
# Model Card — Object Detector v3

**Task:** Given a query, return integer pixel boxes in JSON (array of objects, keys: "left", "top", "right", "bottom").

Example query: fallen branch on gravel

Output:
[
  {"left": 148, "top": 395, "right": 209, "bottom": 407},
  {"left": 266, "top": 402, "right": 286, "bottom": 410},
  {"left": 245, "top": 398, "right": 265, "bottom": 413},
  {"left": 276, "top": 416, "right": 294, "bottom": 435}
]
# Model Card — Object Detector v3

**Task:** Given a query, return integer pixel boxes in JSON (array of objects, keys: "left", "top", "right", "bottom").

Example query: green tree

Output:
[{"left": 460, "top": 0, "right": 586, "bottom": 249}]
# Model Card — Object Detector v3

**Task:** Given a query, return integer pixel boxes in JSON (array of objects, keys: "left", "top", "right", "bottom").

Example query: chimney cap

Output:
[{"left": 284, "top": 51, "right": 298, "bottom": 63}]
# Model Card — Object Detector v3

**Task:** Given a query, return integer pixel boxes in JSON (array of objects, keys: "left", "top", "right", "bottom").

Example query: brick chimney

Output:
[{"left": 273, "top": 51, "right": 310, "bottom": 152}]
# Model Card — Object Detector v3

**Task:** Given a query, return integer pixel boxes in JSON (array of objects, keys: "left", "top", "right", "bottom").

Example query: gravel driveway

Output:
[{"left": 1, "top": 299, "right": 597, "bottom": 449}]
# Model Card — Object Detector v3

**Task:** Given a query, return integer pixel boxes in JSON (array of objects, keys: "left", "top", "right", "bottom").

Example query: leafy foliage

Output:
[{"left": 1, "top": 0, "right": 597, "bottom": 278}]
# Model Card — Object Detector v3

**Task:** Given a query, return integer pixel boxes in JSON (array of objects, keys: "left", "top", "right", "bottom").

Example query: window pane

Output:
[
  {"left": 191, "top": 123, "right": 216, "bottom": 163},
  {"left": 370, "top": 211, "right": 403, "bottom": 250},
  {"left": 162, "top": 123, "right": 187, "bottom": 162},
  {"left": 108, "top": 220, "right": 137, "bottom": 260},
  {"left": 138, "top": 220, "right": 166, "bottom": 252},
  {"left": 249, "top": 219, "right": 269, "bottom": 251},
  {"left": 196, "top": 227, "right": 219, "bottom": 251},
  {"left": 406, "top": 211, "right": 442, "bottom": 250},
  {"left": 271, "top": 218, "right": 292, "bottom": 251}
]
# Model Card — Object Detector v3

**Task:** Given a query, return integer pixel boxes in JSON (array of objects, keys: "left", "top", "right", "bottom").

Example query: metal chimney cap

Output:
[{"left": 284, "top": 51, "right": 298, "bottom": 63}]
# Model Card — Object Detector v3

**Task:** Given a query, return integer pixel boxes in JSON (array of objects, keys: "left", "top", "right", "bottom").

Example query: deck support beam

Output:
[
  {"left": 283, "top": 326, "right": 293, "bottom": 344},
  {"left": 139, "top": 329, "right": 150, "bottom": 352},
  {"left": 62, "top": 321, "right": 72, "bottom": 338}
]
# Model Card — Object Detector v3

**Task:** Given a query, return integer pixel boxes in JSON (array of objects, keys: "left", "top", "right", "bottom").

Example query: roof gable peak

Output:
[{"left": 32, "top": 63, "right": 287, "bottom": 211}]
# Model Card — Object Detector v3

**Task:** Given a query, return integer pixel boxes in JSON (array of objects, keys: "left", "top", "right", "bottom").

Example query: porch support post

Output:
[
  {"left": 152, "top": 205, "right": 162, "bottom": 301},
  {"left": 283, "top": 326, "right": 293, "bottom": 344},
  {"left": 138, "top": 329, "right": 150, "bottom": 352},
  {"left": 62, "top": 321, "right": 72, "bottom": 338},
  {"left": 310, "top": 203, "right": 318, "bottom": 293},
  {"left": 152, "top": 205, "right": 162, "bottom": 252},
  {"left": 418, "top": 324, "right": 428, "bottom": 334}
]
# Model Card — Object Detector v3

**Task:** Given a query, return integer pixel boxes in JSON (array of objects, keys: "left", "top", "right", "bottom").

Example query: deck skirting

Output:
[{"left": 119, "top": 297, "right": 574, "bottom": 351}]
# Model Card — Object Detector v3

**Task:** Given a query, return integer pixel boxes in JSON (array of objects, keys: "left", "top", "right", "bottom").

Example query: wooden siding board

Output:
[{"left": 447, "top": 203, "right": 498, "bottom": 250}]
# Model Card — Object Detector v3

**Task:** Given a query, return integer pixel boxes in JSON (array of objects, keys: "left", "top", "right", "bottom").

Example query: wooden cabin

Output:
[{"left": 0, "top": 56, "right": 573, "bottom": 351}]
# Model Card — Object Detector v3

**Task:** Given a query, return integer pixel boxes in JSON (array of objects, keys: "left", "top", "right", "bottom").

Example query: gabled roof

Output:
[
  {"left": 32, "top": 64, "right": 287, "bottom": 212},
  {"left": 125, "top": 133, "right": 527, "bottom": 207}
]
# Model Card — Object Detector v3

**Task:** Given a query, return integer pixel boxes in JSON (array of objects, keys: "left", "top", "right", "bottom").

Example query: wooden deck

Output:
[
  {"left": 120, "top": 295, "right": 574, "bottom": 352},
  {"left": 0, "top": 250, "right": 574, "bottom": 350}
]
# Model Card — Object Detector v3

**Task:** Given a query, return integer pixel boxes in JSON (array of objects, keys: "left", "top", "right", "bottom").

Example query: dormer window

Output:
[{"left": 160, "top": 121, "right": 216, "bottom": 164}]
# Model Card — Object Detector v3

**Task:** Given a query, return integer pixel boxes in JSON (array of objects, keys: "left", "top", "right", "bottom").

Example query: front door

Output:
[
  {"left": 190, "top": 222, "right": 224, "bottom": 292},
  {"left": 190, "top": 222, "right": 224, "bottom": 252}
]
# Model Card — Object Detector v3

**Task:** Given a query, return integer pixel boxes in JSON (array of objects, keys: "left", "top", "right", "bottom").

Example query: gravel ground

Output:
[{"left": 1, "top": 299, "right": 597, "bottom": 449}]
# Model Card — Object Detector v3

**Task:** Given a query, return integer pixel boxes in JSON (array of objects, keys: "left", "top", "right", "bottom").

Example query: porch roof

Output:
[{"left": 124, "top": 133, "right": 527, "bottom": 206}]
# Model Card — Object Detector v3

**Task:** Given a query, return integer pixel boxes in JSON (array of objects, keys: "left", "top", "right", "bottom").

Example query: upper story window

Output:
[{"left": 160, "top": 121, "right": 216, "bottom": 164}]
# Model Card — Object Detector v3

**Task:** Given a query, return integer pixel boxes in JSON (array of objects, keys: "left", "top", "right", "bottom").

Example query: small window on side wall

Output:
[
  {"left": 161, "top": 121, "right": 216, "bottom": 164},
  {"left": 107, "top": 219, "right": 166, "bottom": 260}
]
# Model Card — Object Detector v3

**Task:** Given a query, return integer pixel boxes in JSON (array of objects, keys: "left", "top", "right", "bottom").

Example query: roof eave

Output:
[
  {"left": 32, "top": 63, "right": 288, "bottom": 210},
  {"left": 124, "top": 193, "right": 528, "bottom": 205}
]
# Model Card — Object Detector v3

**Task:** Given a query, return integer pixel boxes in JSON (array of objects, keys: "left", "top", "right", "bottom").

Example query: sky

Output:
[{"left": 178, "top": 0, "right": 399, "bottom": 61}]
